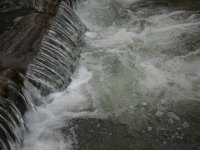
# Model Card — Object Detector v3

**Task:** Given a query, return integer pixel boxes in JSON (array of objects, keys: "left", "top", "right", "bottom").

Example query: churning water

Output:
[{"left": 22, "top": 0, "right": 200, "bottom": 149}]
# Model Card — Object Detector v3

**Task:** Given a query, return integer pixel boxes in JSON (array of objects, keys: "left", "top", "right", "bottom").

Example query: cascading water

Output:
[
  {"left": 21, "top": 0, "right": 87, "bottom": 149},
  {"left": 27, "top": 1, "right": 86, "bottom": 94},
  {"left": 22, "top": 0, "right": 200, "bottom": 150},
  {"left": 0, "top": 77, "right": 28, "bottom": 150},
  {"left": 0, "top": 99, "right": 24, "bottom": 150},
  {"left": 0, "top": 0, "right": 85, "bottom": 150}
]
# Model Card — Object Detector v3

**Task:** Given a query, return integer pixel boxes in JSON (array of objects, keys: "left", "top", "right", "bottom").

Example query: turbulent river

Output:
[{"left": 22, "top": 0, "right": 200, "bottom": 149}]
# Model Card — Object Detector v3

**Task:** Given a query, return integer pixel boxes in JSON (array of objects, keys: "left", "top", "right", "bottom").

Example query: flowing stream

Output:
[{"left": 22, "top": 0, "right": 200, "bottom": 149}]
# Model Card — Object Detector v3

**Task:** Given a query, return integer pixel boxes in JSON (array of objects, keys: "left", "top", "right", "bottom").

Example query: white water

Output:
[
  {"left": 23, "top": 67, "right": 102, "bottom": 150},
  {"left": 27, "top": 1, "right": 85, "bottom": 92},
  {"left": 23, "top": 0, "right": 200, "bottom": 149}
]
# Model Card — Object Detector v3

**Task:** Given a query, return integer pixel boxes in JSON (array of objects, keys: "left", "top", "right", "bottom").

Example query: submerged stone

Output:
[{"left": 62, "top": 113, "right": 200, "bottom": 150}]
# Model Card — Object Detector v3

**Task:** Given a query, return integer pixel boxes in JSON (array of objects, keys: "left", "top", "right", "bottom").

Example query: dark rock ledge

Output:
[{"left": 63, "top": 112, "right": 200, "bottom": 150}]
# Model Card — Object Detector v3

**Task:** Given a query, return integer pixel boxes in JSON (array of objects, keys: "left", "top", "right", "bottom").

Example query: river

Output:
[{"left": 22, "top": 0, "right": 200, "bottom": 149}]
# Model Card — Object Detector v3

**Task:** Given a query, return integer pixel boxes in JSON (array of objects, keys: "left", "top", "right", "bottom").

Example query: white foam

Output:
[
  {"left": 23, "top": 0, "right": 200, "bottom": 149},
  {"left": 22, "top": 67, "right": 96, "bottom": 150}
]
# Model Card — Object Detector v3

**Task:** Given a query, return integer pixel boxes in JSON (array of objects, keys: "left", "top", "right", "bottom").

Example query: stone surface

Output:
[
  {"left": 0, "top": 13, "right": 52, "bottom": 71},
  {"left": 166, "top": 0, "right": 200, "bottom": 11},
  {"left": 64, "top": 118, "right": 140, "bottom": 150},
  {"left": 64, "top": 113, "right": 200, "bottom": 150}
]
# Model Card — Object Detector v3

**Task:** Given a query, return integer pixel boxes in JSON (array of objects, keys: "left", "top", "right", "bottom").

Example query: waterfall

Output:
[
  {"left": 0, "top": 0, "right": 85, "bottom": 149},
  {"left": 22, "top": 0, "right": 200, "bottom": 149},
  {"left": 26, "top": 1, "right": 86, "bottom": 94},
  {"left": 0, "top": 77, "right": 28, "bottom": 150},
  {"left": 0, "top": 99, "right": 24, "bottom": 150},
  {"left": 1, "top": 0, "right": 200, "bottom": 149}
]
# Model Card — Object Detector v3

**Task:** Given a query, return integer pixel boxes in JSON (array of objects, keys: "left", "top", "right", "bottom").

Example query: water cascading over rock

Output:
[
  {"left": 27, "top": 1, "right": 86, "bottom": 94},
  {"left": 0, "top": 0, "right": 85, "bottom": 149}
]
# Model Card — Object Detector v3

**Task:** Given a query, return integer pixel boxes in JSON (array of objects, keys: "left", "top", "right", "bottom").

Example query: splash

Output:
[{"left": 22, "top": 0, "right": 200, "bottom": 149}]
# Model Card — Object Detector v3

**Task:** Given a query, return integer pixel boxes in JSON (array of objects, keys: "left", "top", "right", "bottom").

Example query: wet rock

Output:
[
  {"left": 0, "top": 84, "right": 9, "bottom": 98},
  {"left": 165, "top": 0, "right": 200, "bottom": 11},
  {"left": 0, "top": 0, "right": 78, "bottom": 72},
  {"left": 65, "top": 118, "right": 150, "bottom": 150},
  {"left": 63, "top": 112, "right": 200, "bottom": 150},
  {"left": 0, "top": 69, "right": 26, "bottom": 114},
  {"left": 0, "top": 13, "right": 52, "bottom": 71},
  {"left": 1, "top": 69, "right": 23, "bottom": 85}
]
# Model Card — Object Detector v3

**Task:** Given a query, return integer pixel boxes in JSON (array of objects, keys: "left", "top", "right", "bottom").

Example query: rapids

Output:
[{"left": 22, "top": 0, "right": 200, "bottom": 149}]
